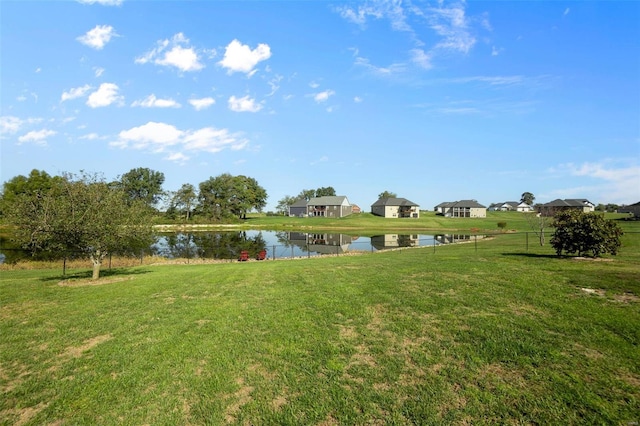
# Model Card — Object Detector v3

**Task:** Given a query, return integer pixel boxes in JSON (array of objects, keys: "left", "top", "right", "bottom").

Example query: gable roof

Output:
[
  {"left": 434, "top": 201, "right": 455, "bottom": 208},
  {"left": 290, "top": 198, "right": 308, "bottom": 208},
  {"left": 543, "top": 198, "right": 593, "bottom": 207},
  {"left": 452, "top": 199, "right": 486, "bottom": 208},
  {"left": 371, "top": 197, "right": 419, "bottom": 207},
  {"left": 307, "top": 196, "right": 350, "bottom": 206}
]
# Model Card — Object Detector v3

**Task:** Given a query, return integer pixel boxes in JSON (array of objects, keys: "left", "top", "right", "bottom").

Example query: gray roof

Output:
[
  {"left": 371, "top": 197, "right": 419, "bottom": 207},
  {"left": 452, "top": 199, "right": 486, "bottom": 208},
  {"left": 307, "top": 196, "right": 350, "bottom": 206},
  {"left": 290, "top": 198, "right": 308, "bottom": 208},
  {"left": 543, "top": 198, "right": 592, "bottom": 207},
  {"left": 434, "top": 201, "right": 455, "bottom": 208}
]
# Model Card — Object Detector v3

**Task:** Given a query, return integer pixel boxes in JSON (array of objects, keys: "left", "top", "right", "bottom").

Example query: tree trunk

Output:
[{"left": 90, "top": 251, "right": 104, "bottom": 280}]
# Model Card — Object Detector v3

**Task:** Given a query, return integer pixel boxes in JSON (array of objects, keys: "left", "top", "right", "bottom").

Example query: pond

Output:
[{"left": 0, "top": 231, "right": 483, "bottom": 263}]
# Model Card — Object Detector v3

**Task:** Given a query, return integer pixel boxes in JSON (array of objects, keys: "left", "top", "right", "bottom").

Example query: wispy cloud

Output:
[
  {"left": 77, "top": 25, "right": 117, "bottom": 50},
  {"left": 18, "top": 129, "right": 57, "bottom": 146},
  {"left": 0, "top": 116, "right": 42, "bottom": 135},
  {"left": 218, "top": 39, "right": 271, "bottom": 75},
  {"left": 544, "top": 161, "right": 640, "bottom": 204},
  {"left": 77, "top": 0, "right": 123, "bottom": 5},
  {"left": 313, "top": 90, "right": 335, "bottom": 103},
  {"left": 136, "top": 33, "right": 208, "bottom": 72},
  {"left": 354, "top": 56, "right": 406, "bottom": 76},
  {"left": 131, "top": 94, "right": 181, "bottom": 108},
  {"left": 61, "top": 84, "right": 92, "bottom": 102}
]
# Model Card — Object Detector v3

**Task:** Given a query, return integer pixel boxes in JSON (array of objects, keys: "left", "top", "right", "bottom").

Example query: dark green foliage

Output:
[
  {"left": 4, "top": 172, "right": 154, "bottom": 278},
  {"left": 521, "top": 192, "right": 535, "bottom": 206},
  {"left": 118, "top": 167, "right": 165, "bottom": 207},
  {"left": 198, "top": 173, "right": 267, "bottom": 220},
  {"left": 378, "top": 190, "right": 397, "bottom": 199},
  {"left": 550, "top": 210, "right": 623, "bottom": 257}
]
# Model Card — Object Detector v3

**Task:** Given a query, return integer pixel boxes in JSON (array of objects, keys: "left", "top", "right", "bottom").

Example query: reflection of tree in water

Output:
[
  {"left": 396, "top": 235, "right": 414, "bottom": 247},
  {"left": 160, "top": 233, "right": 197, "bottom": 259},
  {"left": 191, "top": 231, "right": 267, "bottom": 259}
]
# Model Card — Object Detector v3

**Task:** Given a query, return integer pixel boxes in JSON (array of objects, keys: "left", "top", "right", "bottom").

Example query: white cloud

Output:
[
  {"left": 77, "top": 25, "right": 117, "bottom": 50},
  {"left": 354, "top": 96, "right": 363, "bottom": 103},
  {"left": 410, "top": 49, "right": 432, "bottom": 70},
  {"left": 110, "top": 121, "right": 249, "bottom": 160},
  {"left": 218, "top": 39, "right": 271, "bottom": 75},
  {"left": 0, "top": 116, "right": 42, "bottom": 135},
  {"left": 547, "top": 161, "right": 640, "bottom": 204},
  {"left": 87, "top": 83, "right": 123, "bottom": 108},
  {"left": 18, "top": 129, "right": 56, "bottom": 145},
  {"left": 77, "top": 0, "right": 123, "bottom": 5},
  {"left": 313, "top": 90, "right": 335, "bottom": 103},
  {"left": 136, "top": 33, "right": 205, "bottom": 72},
  {"left": 0, "top": 116, "right": 24, "bottom": 134},
  {"left": 94, "top": 67, "right": 105, "bottom": 77},
  {"left": 131, "top": 94, "right": 181, "bottom": 108},
  {"left": 61, "top": 84, "right": 92, "bottom": 102},
  {"left": 189, "top": 97, "right": 215, "bottom": 110},
  {"left": 228, "top": 95, "right": 262, "bottom": 112},
  {"left": 79, "top": 133, "right": 100, "bottom": 140}
]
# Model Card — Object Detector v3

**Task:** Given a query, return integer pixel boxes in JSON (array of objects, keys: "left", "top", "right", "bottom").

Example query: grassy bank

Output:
[
  {"left": 156, "top": 211, "right": 636, "bottom": 234},
  {"left": 1, "top": 232, "right": 639, "bottom": 424}
]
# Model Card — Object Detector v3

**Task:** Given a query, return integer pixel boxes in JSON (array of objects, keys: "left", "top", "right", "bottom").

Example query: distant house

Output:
[
  {"left": 619, "top": 201, "right": 640, "bottom": 219},
  {"left": 539, "top": 199, "right": 595, "bottom": 217},
  {"left": 371, "top": 197, "right": 420, "bottom": 218},
  {"left": 434, "top": 202, "right": 455, "bottom": 215},
  {"left": 351, "top": 204, "right": 362, "bottom": 214},
  {"left": 435, "top": 200, "right": 487, "bottom": 218},
  {"left": 488, "top": 201, "right": 534, "bottom": 212},
  {"left": 306, "top": 196, "right": 352, "bottom": 218},
  {"left": 288, "top": 198, "right": 308, "bottom": 217}
]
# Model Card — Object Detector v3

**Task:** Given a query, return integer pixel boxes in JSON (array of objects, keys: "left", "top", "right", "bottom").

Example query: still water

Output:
[
  {"left": 153, "top": 230, "right": 475, "bottom": 260},
  {"left": 0, "top": 230, "right": 480, "bottom": 263}
]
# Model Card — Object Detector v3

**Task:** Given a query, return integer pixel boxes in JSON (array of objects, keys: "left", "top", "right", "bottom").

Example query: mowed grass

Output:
[{"left": 1, "top": 233, "right": 639, "bottom": 425}]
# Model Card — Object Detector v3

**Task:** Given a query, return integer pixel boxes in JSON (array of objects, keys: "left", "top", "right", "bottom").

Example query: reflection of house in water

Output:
[
  {"left": 287, "top": 232, "right": 355, "bottom": 254},
  {"left": 435, "top": 234, "right": 486, "bottom": 244},
  {"left": 371, "top": 234, "right": 419, "bottom": 250}
]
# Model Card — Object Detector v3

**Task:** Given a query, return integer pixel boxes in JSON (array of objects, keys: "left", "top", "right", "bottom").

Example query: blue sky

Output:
[{"left": 1, "top": 0, "right": 639, "bottom": 211}]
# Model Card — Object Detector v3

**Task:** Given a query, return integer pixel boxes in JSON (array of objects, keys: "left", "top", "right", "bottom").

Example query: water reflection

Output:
[{"left": 1, "top": 230, "right": 484, "bottom": 263}]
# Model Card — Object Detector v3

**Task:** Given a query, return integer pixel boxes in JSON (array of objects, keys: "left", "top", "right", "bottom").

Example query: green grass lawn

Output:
[{"left": 1, "top": 232, "right": 639, "bottom": 425}]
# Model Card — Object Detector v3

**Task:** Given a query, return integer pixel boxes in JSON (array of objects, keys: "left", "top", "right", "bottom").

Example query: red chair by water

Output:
[
  {"left": 238, "top": 250, "right": 249, "bottom": 261},
  {"left": 256, "top": 250, "right": 267, "bottom": 260}
]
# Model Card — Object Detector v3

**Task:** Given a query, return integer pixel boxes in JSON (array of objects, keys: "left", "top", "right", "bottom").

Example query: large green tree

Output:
[
  {"left": 550, "top": 210, "right": 623, "bottom": 257},
  {"left": 276, "top": 195, "right": 298, "bottom": 215},
  {"left": 118, "top": 167, "right": 165, "bottom": 207},
  {"left": 521, "top": 192, "right": 535, "bottom": 206},
  {"left": 1, "top": 169, "right": 63, "bottom": 217},
  {"left": 171, "top": 183, "right": 198, "bottom": 221},
  {"left": 5, "top": 172, "right": 154, "bottom": 279},
  {"left": 198, "top": 174, "right": 267, "bottom": 220}
]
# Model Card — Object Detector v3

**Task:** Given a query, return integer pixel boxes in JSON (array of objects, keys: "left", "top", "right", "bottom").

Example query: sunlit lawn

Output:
[{"left": 1, "top": 231, "right": 639, "bottom": 425}]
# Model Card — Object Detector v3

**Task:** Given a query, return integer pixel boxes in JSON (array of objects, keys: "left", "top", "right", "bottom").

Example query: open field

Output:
[{"left": 1, "top": 229, "right": 639, "bottom": 424}]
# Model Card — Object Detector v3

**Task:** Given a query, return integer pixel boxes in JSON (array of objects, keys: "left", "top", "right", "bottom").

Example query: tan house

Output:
[
  {"left": 436, "top": 200, "right": 487, "bottom": 218},
  {"left": 371, "top": 197, "right": 420, "bottom": 218}
]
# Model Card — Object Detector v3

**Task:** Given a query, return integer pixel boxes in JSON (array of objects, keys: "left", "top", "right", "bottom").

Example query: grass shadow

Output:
[
  {"left": 501, "top": 253, "right": 560, "bottom": 259},
  {"left": 40, "top": 267, "right": 152, "bottom": 282}
]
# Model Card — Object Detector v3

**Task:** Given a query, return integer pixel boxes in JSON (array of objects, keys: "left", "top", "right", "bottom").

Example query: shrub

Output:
[
  {"left": 550, "top": 211, "right": 623, "bottom": 257},
  {"left": 497, "top": 222, "right": 507, "bottom": 231}
]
